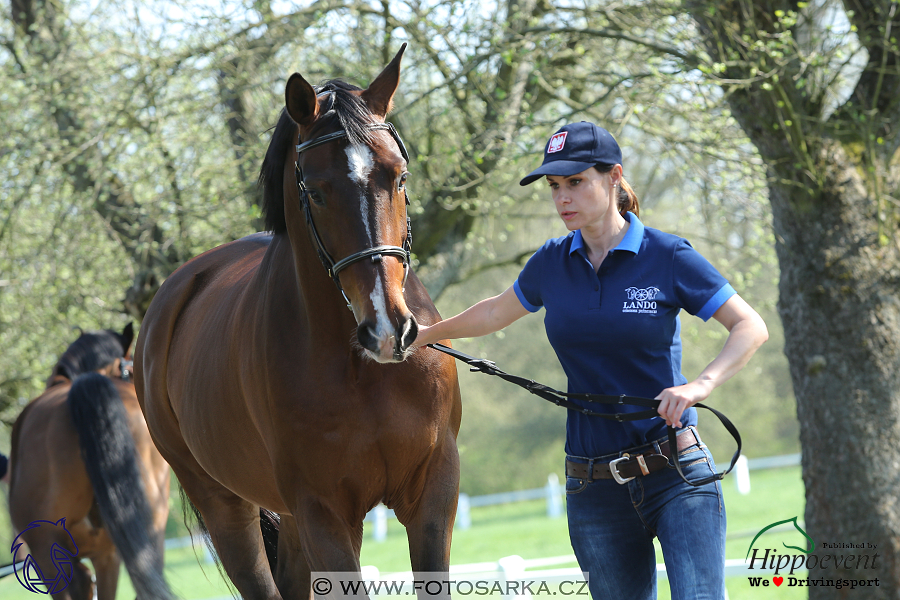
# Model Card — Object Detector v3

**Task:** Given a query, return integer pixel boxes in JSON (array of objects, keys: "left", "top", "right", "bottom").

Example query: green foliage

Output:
[{"left": 0, "top": 0, "right": 793, "bottom": 497}]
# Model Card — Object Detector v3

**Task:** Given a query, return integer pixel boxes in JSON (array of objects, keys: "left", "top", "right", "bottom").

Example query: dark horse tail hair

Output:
[
  {"left": 68, "top": 373, "right": 173, "bottom": 600},
  {"left": 259, "top": 508, "right": 280, "bottom": 574}
]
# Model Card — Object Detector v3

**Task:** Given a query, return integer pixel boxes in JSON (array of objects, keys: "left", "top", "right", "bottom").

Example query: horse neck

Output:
[
  {"left": 269, "top": 227, "right": 360, "bottom": 351},
  {"left": 274, "top": 138, "right": 365, "bottom": 356}
]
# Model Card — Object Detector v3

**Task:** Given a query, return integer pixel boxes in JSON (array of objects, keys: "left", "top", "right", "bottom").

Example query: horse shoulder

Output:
[{"left": 140, "top": 236, "right": 272, "bottom": 363}]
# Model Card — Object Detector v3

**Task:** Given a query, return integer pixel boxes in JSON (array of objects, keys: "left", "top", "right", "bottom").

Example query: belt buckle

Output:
[{"left": 609, "top": 456, "right": 635, "bottom": 485}]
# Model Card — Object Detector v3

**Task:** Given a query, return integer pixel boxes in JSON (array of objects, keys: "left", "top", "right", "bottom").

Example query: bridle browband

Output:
[{"left": 295, "top": 119, "right": 412, "bottom": 310}]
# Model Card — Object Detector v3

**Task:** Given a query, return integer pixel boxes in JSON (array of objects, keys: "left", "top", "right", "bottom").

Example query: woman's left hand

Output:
[
  {"left": 655, "top": 379, "right": 715, "bottom": 429},
  {"left": 655, "top": 294, "right": 769, "bottom": 429}
]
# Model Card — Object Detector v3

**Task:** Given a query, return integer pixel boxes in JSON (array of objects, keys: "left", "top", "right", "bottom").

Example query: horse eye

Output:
[
  {"left": 308, "top": 190, "right": 325, "bottom": 206},
  {"left": 398, "top": 172, "right": 409, "bottom": 191}
]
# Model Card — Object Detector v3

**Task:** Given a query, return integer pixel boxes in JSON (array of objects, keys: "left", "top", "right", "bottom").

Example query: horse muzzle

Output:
[{"left": 357, "top": 314, "right": 418, "bottom": 363}]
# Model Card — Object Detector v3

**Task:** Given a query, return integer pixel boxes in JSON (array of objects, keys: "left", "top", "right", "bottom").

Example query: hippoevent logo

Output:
[
  {"left": 745, "top": 516, "right": 880, "bottom": 590},
  {"left": 11, "top": 519, "right": 79, "bottom": 594}
]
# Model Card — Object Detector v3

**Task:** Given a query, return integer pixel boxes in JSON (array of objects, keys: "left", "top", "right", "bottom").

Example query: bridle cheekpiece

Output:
[{"left": 294, "top": 119, "right": 413, "bottom": 310}]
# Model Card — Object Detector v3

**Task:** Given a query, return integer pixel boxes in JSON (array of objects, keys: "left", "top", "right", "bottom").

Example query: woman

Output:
[{"left": 412, "top": 121, "right": 768, "bottom": 599}]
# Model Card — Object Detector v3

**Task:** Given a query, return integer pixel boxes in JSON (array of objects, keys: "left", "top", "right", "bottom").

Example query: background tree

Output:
[{"left": 682, "top": 0, "right": 900, "bottom": 596}]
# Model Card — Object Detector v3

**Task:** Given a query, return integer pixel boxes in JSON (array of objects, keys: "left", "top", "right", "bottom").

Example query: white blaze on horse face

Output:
[
  {"left": 346, "top": 143, "right": 395, "bottom": 360},
  {"left": 369, "top": 275, "right": 395, "bottom": 359},
  {"left": 345, "top": 144, "right": 375, "bottom": 242}
]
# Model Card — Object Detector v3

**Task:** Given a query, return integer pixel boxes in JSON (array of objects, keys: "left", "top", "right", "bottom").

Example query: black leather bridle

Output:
[{"left": 295, "top": 117, "right": 412, "bottom": 310}]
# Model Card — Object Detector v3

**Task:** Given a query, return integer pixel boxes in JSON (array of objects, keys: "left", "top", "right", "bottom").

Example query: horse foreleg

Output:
[
  {"left": 294, "top": 499, "right": 367, "bottom": 597},
  {"left": 198, "top": 495, "right": 282, "bottom": 600},
  {"left": 173, "top": 466, "right": 282, "bottom": 600},
  {"left": 91, "top": 551, "right": 121, "bottom": 600},
  {"left": 400, "top": 438, "right": 460, "bottom": 600},
  {"left": 270, "top": 514, "right": 312, "bottom": 600}
]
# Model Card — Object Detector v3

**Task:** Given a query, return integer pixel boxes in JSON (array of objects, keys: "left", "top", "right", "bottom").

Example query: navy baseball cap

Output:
[{"left": 519, "top": 122, "right": 622, "bottom": 186}]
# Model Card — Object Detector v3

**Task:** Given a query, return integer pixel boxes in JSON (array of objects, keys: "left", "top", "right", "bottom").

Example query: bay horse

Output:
[
  {"left": 8, "top": 324, "right": 172, "bottom": 600},
  {"left": 134, "top": 44, "right": 462, "bottom": 599}
]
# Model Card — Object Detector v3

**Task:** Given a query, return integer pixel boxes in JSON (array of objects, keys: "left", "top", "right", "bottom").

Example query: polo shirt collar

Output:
[{"left": 569, "top": 212, "right": 644, "bottom": 257}]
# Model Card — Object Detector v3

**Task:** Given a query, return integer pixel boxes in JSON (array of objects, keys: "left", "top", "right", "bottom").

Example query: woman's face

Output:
[{"left": 546, "top": 166, "right": 621, "bottom": 231}]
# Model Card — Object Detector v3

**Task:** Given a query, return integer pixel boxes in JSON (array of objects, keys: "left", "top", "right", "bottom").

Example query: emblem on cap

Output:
[{"left": 547, "top": 132, "right": 567, "bottom": 153}]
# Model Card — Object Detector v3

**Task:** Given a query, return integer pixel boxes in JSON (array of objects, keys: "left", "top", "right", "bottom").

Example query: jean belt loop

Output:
[{"left": 586, "top": 458, "right": 595, "bottom": 482}]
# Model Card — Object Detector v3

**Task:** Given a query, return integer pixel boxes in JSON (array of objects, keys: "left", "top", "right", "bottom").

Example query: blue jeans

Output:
[{"left": 565, "top": 434, "right": 726, "bottom": 600}]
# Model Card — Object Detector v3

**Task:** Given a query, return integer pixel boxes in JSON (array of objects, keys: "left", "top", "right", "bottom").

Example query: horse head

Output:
[
  {"left": 283, "top": 45, "right": 417, "bottom": 363},
  {"left": 47, "top": 323, "right": 134, "bottom": 386}
]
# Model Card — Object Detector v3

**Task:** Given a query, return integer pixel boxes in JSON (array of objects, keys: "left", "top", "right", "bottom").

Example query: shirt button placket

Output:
[{"left": 584, "top": 257, "right": 602, "bottom": 310}]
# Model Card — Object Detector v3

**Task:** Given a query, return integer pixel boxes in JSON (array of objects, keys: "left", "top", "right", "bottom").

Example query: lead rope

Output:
[{"left": 426, "top": 342, "right": 741, "bottom": 487}]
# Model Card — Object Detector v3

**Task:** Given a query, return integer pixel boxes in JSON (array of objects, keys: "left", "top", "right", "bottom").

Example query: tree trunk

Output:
[
  {"left": 686, "top": 1, "right": 900, "bottom": 596},
  {"left": 770, "top": 145, "right": 900, "bottom": 595}
]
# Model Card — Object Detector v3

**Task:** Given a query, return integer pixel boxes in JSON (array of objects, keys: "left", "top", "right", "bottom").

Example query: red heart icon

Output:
[{"left": 773, "top": 577, "right": 784, "bottom": 586}]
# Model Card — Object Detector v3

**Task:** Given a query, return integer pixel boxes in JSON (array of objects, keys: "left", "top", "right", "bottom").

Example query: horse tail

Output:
[
  {"left": 68, "top": 373, "right": 173, "bottom": 600},
  {"left": 260, "top": 508, "right": 280, "bottom": 574}
]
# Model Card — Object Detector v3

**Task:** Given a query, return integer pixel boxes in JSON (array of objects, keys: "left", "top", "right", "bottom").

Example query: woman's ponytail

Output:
[
  {"left": 594, "top": 165, "right": 640, "bottom": 217},
  {"left": 617, "top": 178, "right": 639, "bottom": 217}
]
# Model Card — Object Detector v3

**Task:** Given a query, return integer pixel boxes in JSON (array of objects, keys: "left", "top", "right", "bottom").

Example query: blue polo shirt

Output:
[{"left": 513, "top": 213, "right": 735, "bottom": 458}]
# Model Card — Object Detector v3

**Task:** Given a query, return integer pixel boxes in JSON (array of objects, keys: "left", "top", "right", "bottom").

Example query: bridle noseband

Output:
[{"left": 295, "top": 120, "right": 412, "bottom": 310}]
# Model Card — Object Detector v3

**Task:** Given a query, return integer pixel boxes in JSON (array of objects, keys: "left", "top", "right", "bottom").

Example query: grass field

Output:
[{"left": 0, "top": 465, "right": 806, "bottom": 599}]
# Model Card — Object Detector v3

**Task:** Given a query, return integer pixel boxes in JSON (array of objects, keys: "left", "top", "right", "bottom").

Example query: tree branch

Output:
[{"left": 522, "top": 25, "right": 703, "bottom": 67}]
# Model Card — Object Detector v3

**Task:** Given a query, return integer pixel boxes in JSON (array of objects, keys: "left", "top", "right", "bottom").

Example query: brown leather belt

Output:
[{"left": 566, "top": 427, "right": 701, "bottom": 484}]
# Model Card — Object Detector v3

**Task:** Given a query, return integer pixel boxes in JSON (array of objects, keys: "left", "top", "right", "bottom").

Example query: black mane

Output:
[
  {"left": 53, "top": 329, "right": 127, "bottom": 381},
  {"left": 258, "top": 79, "right": 378, "bottom": 234}
]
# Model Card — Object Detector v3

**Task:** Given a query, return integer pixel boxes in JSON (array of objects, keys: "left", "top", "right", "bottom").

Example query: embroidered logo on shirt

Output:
[
  {"left": 547, "top": 132, "right": 568, "bottom": 153},
  {"left": 622, "top": 287, "right": 660, "bottom": 314}
]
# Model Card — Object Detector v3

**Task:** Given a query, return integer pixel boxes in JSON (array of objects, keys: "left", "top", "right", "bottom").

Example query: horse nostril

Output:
[
  {"left": 399, "top": 316, "right": 418, "bottom": 352},
  {"left": 357, "top": 321, "right": 379, "bottom": 352}
]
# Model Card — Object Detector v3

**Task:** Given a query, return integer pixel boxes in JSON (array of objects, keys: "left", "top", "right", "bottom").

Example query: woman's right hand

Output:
[
  {"left": 410, "top": 285, "right": 530, "bottom": 349},
  {"left": 411, "top": 323, "right": 432, "bottom": 348}
]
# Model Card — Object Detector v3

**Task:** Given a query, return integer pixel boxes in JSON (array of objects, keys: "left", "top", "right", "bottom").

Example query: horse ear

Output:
[
  {"left": 121, "top": 322, "right": 135, "bottom": 354},
  {"left": 285, "top": 72, "right": 318, "bottom": 126},
  {"left": 362, "top": 43, "right": 407, "bottom": 118}
]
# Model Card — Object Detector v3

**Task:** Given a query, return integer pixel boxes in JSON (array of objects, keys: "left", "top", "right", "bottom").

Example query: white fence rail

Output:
[
  {"left": 364, "top": 452, "right": 801, "bottom": 541},
  {"left": 155, "top": 453, "right": 801, "bottom": 547},
  {"left": 0, "top": 561, "right": 20, "bottom": 579},
  {"left": 364, "top": 473, "right": 565, "bottom": 541}
]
